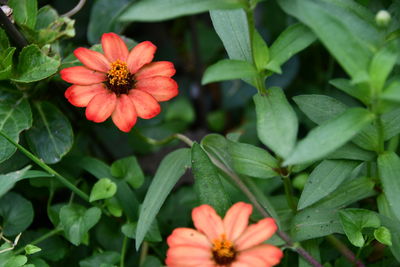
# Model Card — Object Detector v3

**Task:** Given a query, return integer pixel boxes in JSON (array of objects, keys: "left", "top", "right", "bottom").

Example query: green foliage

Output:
[
  {"left": 89, "top": 178, "right": 117, "bottom": 202},
  {"left": 0, "top": 192, "right": 34, "bottom": 235},
  {"left": 202, "top": 59, "right": 257, "bottom": 84}
]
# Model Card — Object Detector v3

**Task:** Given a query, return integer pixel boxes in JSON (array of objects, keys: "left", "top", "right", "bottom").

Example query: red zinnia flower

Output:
[
  {"left": 60, "top": 33, "right": 178, "bottom": 132},
  {"left": 166, "top": 202, "right": 283, "bottom": 267}
]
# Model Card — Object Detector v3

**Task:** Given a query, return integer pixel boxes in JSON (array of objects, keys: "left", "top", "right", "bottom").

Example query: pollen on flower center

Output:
[
  {"left": 211, "top": 234, "right": 236, "bottom": 265},
  {"left": 105, "top": 60, "right": 134, "bottom": 95}
]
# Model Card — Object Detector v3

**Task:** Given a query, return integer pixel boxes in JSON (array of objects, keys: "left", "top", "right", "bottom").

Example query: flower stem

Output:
[
  {"left": 14, "top": 228, "right": 62, "bottom": 255},
  {"left": 62, "top": 0, "right": 86, "bottom": 17},
  {"left": 120, "top": 236, "right": 128, "bottom": 267},
  {"left": 0, "top": 130, "right": 90, "bottom": 202},
  {"left": 282, "top": 175, "right": 297, "bottom": 212},
  {"left": 326, "top": 235, "right": 365, "bottom": 267},
  {"left": 139, "top": 241, "right": 149, "bottom": 266},
  {"left": 0, "top": 7, "right": 28, "bottom": 48}
]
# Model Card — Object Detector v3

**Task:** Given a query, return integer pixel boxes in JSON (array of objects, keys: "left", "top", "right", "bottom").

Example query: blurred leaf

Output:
[
  {"left": 191, "top": 143, "right": 231, "bottom": 215},
  {"left": 210, "top": 9, "right": 252, "bottom": 62},
  {"left": 229, "top": 141, "right": 278, "bottom": 179},
  {"left": 0, "top": 89, "right": 32, "bottom": 163},
  {"left": 0, "top": 192, "right": 34, "bottom": 235},
  {"left": 0, "top": 28, "right": 9, "bottom": 50},
  {"left": 330, "top": 78, "right": 370, "bottom": 104},
  {"left": 339, "top": 208, "right": 381, "bottom": 247},
  {"left": 79, "top": 251, "right": 120, "bottom": 267},
  {"left": 254, "top": 88, "right": 298, "bottom": 158},
  {"left": 119, "top": 0, "right": 247, "bottom": 22},
  {"left": 141, "top": 256, "right": 162, "bottom": 267},
  {"left": 284, "top": 108, "right": 374, "bottom": 166},
  {"left": 135, "top": 148, "right": 190, "bottom": 250},
  {"left": 26, "top": 101, "right": 73, "bottom": 164},
  {"left": 0, "top": 47, "right": 16, "bottom": 80},
  {"left": 89, "top": 178, "right": 117, "bottom": 202},
  {"left": 122, "top": 221, "right": 161, "bottom": 242},
  {"left": 252, "top": 30, "right": 269, "bottom": 70},
  {"left": 11, "top": 45, "right": 60, "bottom": 83},
  {"left": 0, "top": 166, "right": 30, "bottom": 198},
  {"left": 382, "top": 107, "right": 400, "bottom": 140},
  {"left": 327, "top": 143, "right": 375, "bottom": 161},
  {"left": 8, "top": 0, "right": 37, "bottom": 29},
  {"left": 202, "top": 59, "right": 257, "bottom": 85},
  {"left": 165, "top": 97, "right": 195, "bottom": 124},
  {"left": 206, "top": 110, "right": 226, "bottom": 132},
  {"left": 377, "top": 152, "right": 400, "bottom": 221},
  {"left": 59, "top": 204, "right": 101, "bottom": 245},
  {"left": 4, "top": 255, "right": 27, "bottom": 267},
  {"left": 266, "top": 23, "right": 316, "bottom": 74},
  {"left": 111, "top": 156, "right": 144, "bottom": 189},
  {"left": 374, "top": 226, "right": 392, "bottom": 246},
  {"left": 381, "top": 80, "right": 400, "bottom": 102},
  {"left": 298, "top": 160, "right": 359, "bottom": 210}
]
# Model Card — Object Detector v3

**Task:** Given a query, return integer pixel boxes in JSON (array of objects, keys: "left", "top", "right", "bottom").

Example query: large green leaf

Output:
[
  {"left": 378, "top": 152, "right": 400, "bottom": 221},
  {"left": 202, "top": 59, "right": 257, "bottom": 85},
  {"left": 135, "top": 148, "right": 191, "bottom": 249},
  {"left": 0, "top": 192, "right": 34, "bottom": 235},
  {"left": 284, "top": 108, "right": 374, "bottom": 165},
  {"left": 266, "top": 23, "right": 316, "bottom": 73},
  {"left": 298, "top": 160, "right": 359, "bottom": 210},
  {"left": 119, "top": 0, "right": 247, "bottom": 22},
  {"left": 191, "top": 143, "right": 231, "bottom": 215},
  {"left": 0, "top": 166, "right": 30, "bottom": 198},
  {"left": 0, "top": 89, "right": 32, "bottom": 163},
  {"left": 254, "top": 88, "right": 298, "bottom": 158},
  {"left": 327, "top": 143, "right": 375, "bottom": 161},
  {"left": 11, "top": 44, "right": 60, "bottom": 83},
  {"left": 26, "top": 101, "right": 73, "bottom": 164},
  {"left": 8, "top": 0, "right": 37, "bottom": 29}
]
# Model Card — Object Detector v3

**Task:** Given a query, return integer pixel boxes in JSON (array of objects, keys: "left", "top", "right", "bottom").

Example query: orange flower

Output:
[
  {"left": 60, "top": 33, "right": 178, "bottom": 132},
  {"left": 166, "top": 202, "right": 283, "bottom": 267}
]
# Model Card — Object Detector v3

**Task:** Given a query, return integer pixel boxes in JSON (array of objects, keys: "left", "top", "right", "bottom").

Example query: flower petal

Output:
[
  {"left": 223, "top": 202, "right": 253, "bottom": 241},
  {"left": 127, "top": 41, "right": 157, "bottom": 74},
  {"left": 65, "top": 84, "right": 108, "bottom": 107},
  {"left": 135, "top": 61, "right": 175, "bottom": 80},
  {"left": 167, "top": 228, "right": 211, "bottom": 249},
  {"left": 74, "top": 47, "right": 110, "bottom": 73},
  {"left": 135, "top": 76, "right": 178, "bottom": 102},
  {"left": 60, "top": 66, "right": 106, "bottom": 85},
  {"left": 85, "top": 91, "right": 117, "bottom": 123},
  {"left": 165, "top": 246, "right": 214, "bottom": 267},
  {"left": 101, "top": 32, "right": 129, "bottom": 62},
  {"left": 192, "top": 204, "right": 224, "bottom": 242},
  {"left": 111, "top": 94, "right": 137, "bottom": 132},
  {"left": 235, "top": 218, "right": 278, "bottom": 251},
  {"left": 128, "top": 90, "right": 161, "bottom": 119},
  {"left": 235, "top": 244, "right": 283, "bottom": 267}
]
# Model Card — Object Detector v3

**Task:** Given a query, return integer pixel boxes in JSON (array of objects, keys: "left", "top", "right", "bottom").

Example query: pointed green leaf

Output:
[
  {"left": 89, "top": 178, "right": 117, "bottom": 202},
  {"left": 252, "top": 30, "right": 269, "bottom": 70},
  {"left": 202, "top": 59, "right": 257, "bottom": 85},
  {"left": 381, "top": 81, "right": 400, "bottom": 102},
  {"left": 374, "top": 226, "right": 392, "bottom": 246},
  {"left": 327, "top": 143, "right": 375, "bottom": 161},
  {"left": 330, "top": 78, "right": 370, "bottom": 104},
  {"left": 24, "top": 244, "right": 42, "bottom": 255}
]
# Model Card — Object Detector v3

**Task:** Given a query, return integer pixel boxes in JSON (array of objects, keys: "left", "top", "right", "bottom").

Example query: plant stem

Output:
[
  {"left": 0, "top": 7, "right": 28, "bottom": 48},
  {"left": 139, "top": 241, "right": 149, "bottom": 266},
  {"left": 120, "top": 236, "right": 128, "bottom": 267},
  {"left": 282, "top": 175, "right": 297, "bottom": 212},
  {"left": 62, "top": 0, "right": 86, "bottom": 17},
  {"left": 14, "top": 228, "right": 62, "bottom": 255},
  {"left": 326, "top": 235, "right": 365, "bottom": 267},
  {"left": 0, "top": 130, "right": 90, "bottom": 202}
]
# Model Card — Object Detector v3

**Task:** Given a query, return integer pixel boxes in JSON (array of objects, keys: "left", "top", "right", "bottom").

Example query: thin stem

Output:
[
  {"left": 0, "top": 8, "right": 28, "bottom": 48},
  {"left": 120, "top": 236, "right": 128, "bottom": 267},
  {"left": 326, "top": 235, "right": 365, "bottom": 267},
  {"left": 282, "top": 176, "right": 297, "bottom": 212},
  {"left": 62, "top": 0, "right": 86, "bottom": 17},
  {"left": 0, "top": 130, "right": 90, "bottom": 202},
  {"left": 139, "top": 241, "right": 149, "bottom": 266},
  {"left": 14, "top": 228, "right": 62, "bottom": 255}
]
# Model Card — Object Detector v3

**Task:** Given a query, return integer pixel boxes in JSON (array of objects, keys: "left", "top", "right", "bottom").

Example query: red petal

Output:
[
  {"left": 101, "top": 33, "right": 129, "bottom": 62},
  {"left": 135, "top": 61, "right": 176, "bottom": 80},
  {"left": 235, "top": 218, "right": 278, "bottom": 251},
  {"left": 65, "top": 84, "right": 108, "bottom": 107},
  {"left": 111, "top": 94, "right": 137, "bottom": 132},
  {"left": 192, "top": 204, "right": 224, "bottom": 242},
  {"left": 135, "top": 76, "right": 178, "bottom": 102},
  {"left": 235, "top": 244, "right": 283, "bottom": 266},
  {"left": 74, "top": 47, "right": 110, "bottom": 73},
  {"left": 128, "top": 90, "right": 161, "bottom": 119},
  {"left": 85, "top": 92, "right": 117, "bottom": 123},
  {"left": 60, "top": 66, "right": 106, "bottom": 85},
  {"left": 127, "top": 41, "right": 157, "bottom": 74},
  {"left": 167, "top": 228, "right": 211, "bottom": 249},
  {"left": 223, "top": 202, "right": 253, "bottom": 242}
]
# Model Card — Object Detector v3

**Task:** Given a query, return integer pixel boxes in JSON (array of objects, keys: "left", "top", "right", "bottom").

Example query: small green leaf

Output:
[
  {"left": 252, "top": 30, "right": 269, "bottom": 70},
  {"left": 191, "top": 143, "right": 231, "bottom": 215},
  {"left": 59, "top": 205, "right": 101, "bottom": 245},
  {"left": 119, "top": 0, "right": 247, "bottom": 22},
  {"left": 381, "top": 80, "right": 400, "bottom": 103},
  {"left": 284, "top": 108, "right": 374, "bottom": 166},
  {"left": 254, "top": 88, "right": 298, "bottom": 158},
  {"left": 374, "top": 226, "right": 392, "bottom": 246},
  {"left": 8, "top": 0, "right": 37, "bottom": 29},
  {"left": 89, "top": 178, "right": 117, "bottom": 202},
  {"left": 24, "top": 244, "right": 42, "bottom": 255},
  {"left": 122, "top": 221, "right": 162, "bottom": 242},
  {"left": 330, "top": 78, "right": 370, "bottom": 104},
  {"left": 11, "top": 44, "right": 60, "bottom": 83},
  {"left": 266, "top": 23, "right": 316, "bottom": 74},
  {"left": 111, "top": 156, "right": 144, "bottom": 189},
  {"left": 202, "top": 59, "right": 257, "bottom": 85}
]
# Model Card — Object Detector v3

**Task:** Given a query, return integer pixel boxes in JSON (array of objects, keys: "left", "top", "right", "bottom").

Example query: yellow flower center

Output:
[
  {"left": 212, "top": 234, "right": 236, "bottom": 265},
  {"left": 106, "top": 60, "right": 133, "bottom": 95}
]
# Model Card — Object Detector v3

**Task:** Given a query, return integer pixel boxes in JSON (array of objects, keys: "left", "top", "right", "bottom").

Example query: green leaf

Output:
[
  {"left": 330, "top": 78, "right": 370, "bottom": 105},
  {"left": 191, "top": 143, "right": 231, "bottom": 215},
  {"left": 11, "top": 44, "right": 60, "bottom": 83},
  {"left": 122, "top": 221, "right": 162, "bottom": 242},
  {"left": 24, "top": 244, "right": 42, "bottom": 255},
  {"left": 252, "top": 30, "right": 269, "bottom": 70},
  {"left": 298, "top": 239, "right": 321, "bottom": 267},
  {"left": 229, "top": 141, "right": 278, "bottom": 179},
  {"left": 119, "top": 0, "right": 247, "bottom": 22},
  {"left": 0, "top": 28, "right": 10, "bottom": 50},
  {"left": 210, "top": 9, "right": 252, "bottom": 62},
  {"left": 266, "top": 23, "right": 316, "bottom": 74},
  {"left": 0, "top": 89, "right": 32, "bottom": 163},
  {"left": 254, "top": 88, "right": 298, "bottom": 158},
  {"left": 135, "top": 148, "right": 191, "bottom": 250},
  {"left": 339, "top": 208, "right": 381, "bottom": 247},
  {"left": 4, "top": 255, "right": 27, "bottom": 267},
  {"left": 25, "top": 101, "right": 73, "bottom": 164},
  {"left": 378, "top": 152, "right": 400, "bottom": 221},
  {"left": 89, "top": 178, "right": 117, "bottom": 202},
  {"left": 298, "top": 160, "right": 359, "bottom": 210},
  {"left": 8, "top": 0, "right": 37, "bottom": 29},
  {"left": 374, "top": 226, "right": 392, "bottom": 246},
  {"left": 0, "top": 47, "right": 16, "bottom": 80},
  {"left": 111, "top": 156, "right": 144, "bottom": 189},
  {"left": 165, "top": 97, "right": 195, "bottom": 124},
  {"left": 327, "top": 143, "right": 375, "bottom": 161},
  {"left": 141, "top": 256, "right": 162, "bottom": 267},
  {"left": 382, "top": 107, "right": 400, "bottom": 140},
  {"left": 0, "top": 166, "right": 31, "bottom": 198},
  {"left": 202, "top": 59, "right": 257, "bottom": 85},
  {"left": 79, "top": 251, "right": 120, "bottom": 267},
  {"left": 59, "top": 204, "right": 102, "bottom": 245},
  {"left": 284, "top": 108, "right": 374, "bottom": 165},
  {"left": 201, "top": 134, "right": 232, "bottom": 168},
  {"left": 382, "top": 80, "right": 400, "bottom": 103},
  {"left": 0, "top": 192, "right": 34, "bottom": 235}
]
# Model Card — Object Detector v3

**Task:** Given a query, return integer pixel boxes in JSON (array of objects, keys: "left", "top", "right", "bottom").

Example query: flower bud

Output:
[{"left": 376, "top": 10, "right": 391, "bottom": 27}]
